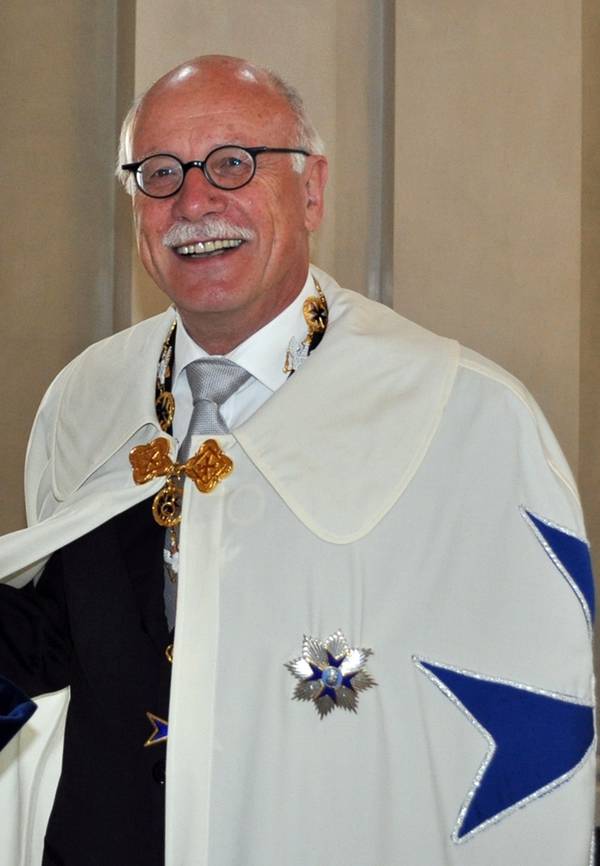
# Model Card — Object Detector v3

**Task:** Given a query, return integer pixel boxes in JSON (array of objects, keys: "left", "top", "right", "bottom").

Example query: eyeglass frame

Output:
[{"left": 121, "top": 145, "right": 312, "bottom": 198}]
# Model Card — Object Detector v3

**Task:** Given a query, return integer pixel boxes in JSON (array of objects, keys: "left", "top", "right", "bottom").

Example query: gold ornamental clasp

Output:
[
  {"left": 129, "top": 436, "right": 234, "bottom": 527},
  {"left": 185, "top": 438, "right": 234, "bottom": 493},
  {"left": 130, "top": 438, "right": 176, "bottom": 484}
]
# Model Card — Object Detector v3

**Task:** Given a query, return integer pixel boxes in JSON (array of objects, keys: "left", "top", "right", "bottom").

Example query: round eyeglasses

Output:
[{"left": 121, "top": 145, "right": 311, "bottom": 198}]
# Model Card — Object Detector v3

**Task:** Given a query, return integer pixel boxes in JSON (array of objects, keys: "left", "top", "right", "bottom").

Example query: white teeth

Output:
[{"left": 175, "top": 238, "right": 244, "bottom": 255}]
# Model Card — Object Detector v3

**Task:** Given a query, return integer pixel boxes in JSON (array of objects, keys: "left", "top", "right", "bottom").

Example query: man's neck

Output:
[{"left": 178, "top": 286, "right": 308, "bottom": 355}]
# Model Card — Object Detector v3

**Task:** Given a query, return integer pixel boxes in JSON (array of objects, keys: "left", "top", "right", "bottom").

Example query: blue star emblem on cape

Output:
[
  {"left": 521, "top": 507, "right": 595, "bottom": 627},
  {"left": 415, "top": 658, "right": 594, "bottom": 840}
]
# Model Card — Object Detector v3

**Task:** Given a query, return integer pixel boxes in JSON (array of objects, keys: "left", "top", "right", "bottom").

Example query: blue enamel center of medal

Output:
[
  {"left": 321, "top": 666, "right": 342, "bottom": 688},
  {"left": 307, "top": 652, "right": 356, "bottom": 704}
]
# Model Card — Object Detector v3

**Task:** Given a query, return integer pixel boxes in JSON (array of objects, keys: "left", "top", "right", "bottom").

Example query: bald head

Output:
[
  {"left": 118, "top": 55, "right": 324, "bottom": 191},
  {"left": 147, "top": 55, "right": 283, "bottom": 106}
]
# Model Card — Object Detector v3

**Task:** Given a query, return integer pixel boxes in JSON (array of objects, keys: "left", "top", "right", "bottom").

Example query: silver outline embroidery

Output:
[
  {"left": 520, "top": 505, "right": 593, "bottom": 633},
  {"left": 413, "top": 655, "right": 595, "bottom": 844}
]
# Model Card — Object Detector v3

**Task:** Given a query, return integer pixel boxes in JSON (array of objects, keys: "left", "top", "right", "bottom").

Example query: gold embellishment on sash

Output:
[
  {"left": 130, "top": 437, "right": 233, "bottom": 527},
  {"left": 130, "top": 438, "right": 173, "bottom": 485},
  {"left": 152, "top": 481, "right": 183, "bottom": 528},
  {"left": 303, "top": 293, "right": 327, "bottom": 336},
  {"left": 155, "top": 319, "right": 177, "bottom": 432},
  {"left": 283, "top": 278, "right": 328, "bottom": 374},
  {"left": 156, "top": 391, "right": 175, "bottom": 430}
]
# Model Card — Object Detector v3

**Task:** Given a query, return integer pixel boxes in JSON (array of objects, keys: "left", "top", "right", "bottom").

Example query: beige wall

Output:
[
  {"left": 393, "top": 0, "right": 582, "bottom": 467},
  {"left": 389, "top": 0, "right": 600, "bottom": 598},
  {"left": 1, "top": 0, "right": 121, "bottom": 532}
]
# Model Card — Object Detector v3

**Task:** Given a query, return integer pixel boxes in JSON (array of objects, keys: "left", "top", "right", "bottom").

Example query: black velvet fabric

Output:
[{"left": 0, "top": 498, "right": 171, "bottom": 866}]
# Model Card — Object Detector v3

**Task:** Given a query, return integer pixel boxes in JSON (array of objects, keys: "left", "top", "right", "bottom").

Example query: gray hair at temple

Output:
[{"left": 116, "top": 65, "right": 326, "bottom": 196}]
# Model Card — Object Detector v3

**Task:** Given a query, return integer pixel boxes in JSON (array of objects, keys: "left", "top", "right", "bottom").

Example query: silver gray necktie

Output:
[
  {"left": 164, "top": 358, "right": 252, "bottom": 629},
  {"left": 177, "top": 358, "right": 252, "bottom": 460}
]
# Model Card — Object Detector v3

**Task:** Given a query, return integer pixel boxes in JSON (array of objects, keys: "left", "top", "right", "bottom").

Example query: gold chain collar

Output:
[{"left": 131, "top": 278, "right": 329, "bottom": 528}]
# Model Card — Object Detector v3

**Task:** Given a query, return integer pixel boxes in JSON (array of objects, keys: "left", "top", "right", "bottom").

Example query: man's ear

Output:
[{"left": 304, "top": 156, "right": 328, "bottom": 232}]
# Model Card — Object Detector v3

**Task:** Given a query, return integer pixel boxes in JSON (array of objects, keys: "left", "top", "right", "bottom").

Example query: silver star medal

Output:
[
  {"left": 157, "top": 344, "right": 173, "bottom": 388},
  {"left": 284, "top": 336, "right": 309, "bottom": 373},
  {"left": 286, "top": 630, "right": 376, "bottom": 718}
]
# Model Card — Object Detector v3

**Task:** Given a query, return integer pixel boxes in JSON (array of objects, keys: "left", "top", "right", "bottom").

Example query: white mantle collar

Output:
[
  {"left": 50, "top": 310, "right": 174, "bottom": 501},
  {"left": 235, "top": 268, "right": 459, "bottom": 541},
  {"left": 50, "top": 268, "right": 458, "bottom": 542}
]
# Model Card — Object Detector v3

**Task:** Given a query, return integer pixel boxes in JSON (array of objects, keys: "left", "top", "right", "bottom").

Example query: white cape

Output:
[{"left": 0, "top": 268, "right": 595, "bottom": 865}]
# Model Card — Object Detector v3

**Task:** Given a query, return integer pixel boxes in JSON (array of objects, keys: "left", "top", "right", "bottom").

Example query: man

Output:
[{"left": 0, "top": 55, "right": 595, "bottom": 866}]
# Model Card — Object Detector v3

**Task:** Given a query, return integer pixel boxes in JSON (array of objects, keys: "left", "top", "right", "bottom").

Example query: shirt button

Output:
[{"left": 152, "top": 758, "right": 166, "bottom": 785}]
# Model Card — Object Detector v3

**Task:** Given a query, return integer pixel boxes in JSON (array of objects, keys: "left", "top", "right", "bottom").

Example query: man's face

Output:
[{"left": 130, "top": 63, "right": 327, "bottom": 350}]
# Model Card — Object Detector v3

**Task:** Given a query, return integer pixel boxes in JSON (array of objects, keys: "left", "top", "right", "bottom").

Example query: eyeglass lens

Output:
[{"left": 136, "top": 146, "right": 256, "bottom": 196}]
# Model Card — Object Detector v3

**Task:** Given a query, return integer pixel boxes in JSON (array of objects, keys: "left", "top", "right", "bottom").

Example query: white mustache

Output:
[{"left": 162, "top": 218, "right": 255, "bottom": 247}]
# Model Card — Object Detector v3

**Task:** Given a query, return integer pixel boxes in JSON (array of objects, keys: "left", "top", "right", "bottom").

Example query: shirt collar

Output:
[{"left": 172, "top": 270, "right": 316, "bottom": 393}]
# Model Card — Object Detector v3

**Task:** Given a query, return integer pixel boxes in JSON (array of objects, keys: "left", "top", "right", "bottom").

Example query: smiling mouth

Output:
[{"left": 175, "top": 239, "right": 245, "bottom": 257}]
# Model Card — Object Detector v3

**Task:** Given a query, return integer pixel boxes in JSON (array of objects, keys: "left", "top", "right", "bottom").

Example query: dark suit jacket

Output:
[{"left": 0, "top": 498, "right": 171, "bottom": 866}]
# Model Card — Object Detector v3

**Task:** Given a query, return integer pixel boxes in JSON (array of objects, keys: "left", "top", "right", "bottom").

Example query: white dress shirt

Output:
[{"left": 171, "top": 270, "right": 317, "bottom": 445}]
